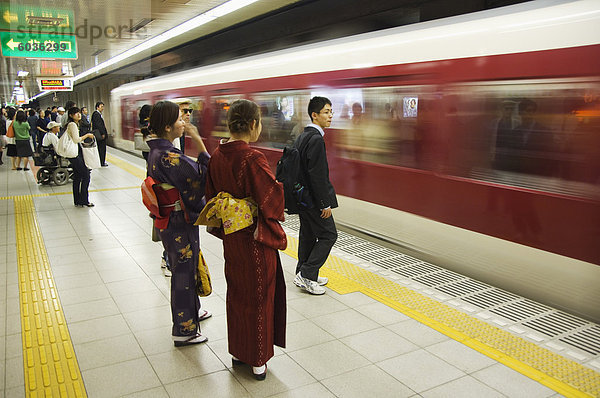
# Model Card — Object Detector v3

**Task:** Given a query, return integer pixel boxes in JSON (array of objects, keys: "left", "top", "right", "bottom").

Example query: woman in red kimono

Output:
[{"left": 204, "top": 99, "right": 287, "bottom": 380}]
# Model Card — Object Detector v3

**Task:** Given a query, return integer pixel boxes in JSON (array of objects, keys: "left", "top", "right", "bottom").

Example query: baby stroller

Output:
[{"left": 34, "top": 146, "right": 73, "bottom": 185}]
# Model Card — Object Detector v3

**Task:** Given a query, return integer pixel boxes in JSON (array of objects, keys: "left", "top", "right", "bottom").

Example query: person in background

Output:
[
  {"left": 60, "top": 101, "right": 76, "bottom": 132},
  {"left": 50, "top": 106, "right": 58, "bottom": 121},
  {"left": 5, "top": 107, "right": 18, "bottom": 169},
  {"left": 173, "top": 99, "right": 194, "bottom": 153},
  {"left": 13, "top": 110, "right": 34, "bottom": 171},
  {"left": 36, "top": 110, "right": 49, "bottom": 150},
  {"left": 293, "top": 96, "right": 338, "bottom": 295},
  {"left": 42, "top": 121, "right": 61, "bottom": 149},
  {"left": 66, "top": 107, "right": 95, "bottom": 207},
  {"left": 27, "top": 109, "right": 38, "bottom": 151},
  {"left": 203, "top": 99, "right": 287, "bottom": 380},
  {"left": 79, "top": 107, "right": 91, "bottom": 136},
  {"left": 145, "top": 100, "right": 212, "bottom": 346},
  {"left": 55, "top": 107, "right": 65, "bottom": 125},
  {"left": 0, "top": 106, "right": 6, "bottom": 165},
  {"left": 91, "top": 101, "right": 109, "bottom": 167}
]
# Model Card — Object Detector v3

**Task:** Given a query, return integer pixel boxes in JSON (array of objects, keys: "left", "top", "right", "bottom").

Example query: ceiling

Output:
[{"left": 1, "top": 0, "right": 299, "bottom": 104}]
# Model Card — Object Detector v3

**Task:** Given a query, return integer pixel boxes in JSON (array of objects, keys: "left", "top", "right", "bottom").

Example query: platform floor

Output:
[{"left": 1, "top": 147, "right": 597, "bottom": 397}]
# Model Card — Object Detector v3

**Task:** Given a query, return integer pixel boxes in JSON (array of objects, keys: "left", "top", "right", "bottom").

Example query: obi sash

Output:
[{"left": 195, "top": 192, "right": 257, "bottom": 234}]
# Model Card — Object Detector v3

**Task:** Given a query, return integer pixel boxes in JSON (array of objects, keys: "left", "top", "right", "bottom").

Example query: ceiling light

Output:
[
  {"left": 73, "top": 0, "right": 260, "bottom": 82},
  {"left": 18, "top": 71, "right": 29, "bottom": 77}
]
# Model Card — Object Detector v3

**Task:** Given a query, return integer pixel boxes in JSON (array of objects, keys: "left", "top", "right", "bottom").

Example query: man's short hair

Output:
[
  {"left": 308, "top": 96, "right": 332, "bottom": 121},
  {"left": 95, "top": 101, "right": 104, "bottom": 109}
]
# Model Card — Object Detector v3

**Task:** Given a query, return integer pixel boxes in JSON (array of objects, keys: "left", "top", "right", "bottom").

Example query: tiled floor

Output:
[{"left": 0, "top": 148, "right": 564, "bottom": 397}]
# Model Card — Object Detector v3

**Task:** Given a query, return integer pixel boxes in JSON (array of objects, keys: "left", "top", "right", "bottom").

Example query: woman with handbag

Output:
[
  {"left": 65, "top": 107, "right": 95, "bottom": 207},
  {"left": 201, "top": 99, "right": 287, "bottom": 381},
  {"left": 145, "top": 100, "right": 212, "bottom": 346}
]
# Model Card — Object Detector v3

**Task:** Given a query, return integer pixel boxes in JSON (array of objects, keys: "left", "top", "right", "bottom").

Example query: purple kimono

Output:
[{"left": 147, "top": 138, "right": 210, "bottom": 338}]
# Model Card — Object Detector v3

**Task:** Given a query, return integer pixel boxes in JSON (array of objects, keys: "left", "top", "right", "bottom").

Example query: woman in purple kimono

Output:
[{"left": 146, "top": 100, "right": 212, "bottom": 346}]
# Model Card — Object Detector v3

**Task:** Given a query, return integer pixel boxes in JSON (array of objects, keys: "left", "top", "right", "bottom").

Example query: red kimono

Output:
[{"left": 206, "top": 140, "right": 287, "bottom": 367}]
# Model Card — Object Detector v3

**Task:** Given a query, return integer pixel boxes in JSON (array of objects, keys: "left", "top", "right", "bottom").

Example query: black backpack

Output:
[{"left": 276, "top": 129, "right": 319, "bottom": 214}]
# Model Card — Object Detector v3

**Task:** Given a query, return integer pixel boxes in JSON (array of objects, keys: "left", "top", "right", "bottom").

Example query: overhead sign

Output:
[
  {"left": 38, "top": 78, "right": 73, "bottom": 91},
  {"left": 0, "top": 31, "right": 77, "bottom": 59},
  {"left": 1, "top": 4, "right": 74, "bottom": 34}
]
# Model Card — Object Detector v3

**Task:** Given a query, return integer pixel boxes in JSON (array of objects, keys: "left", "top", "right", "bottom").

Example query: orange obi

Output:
[{"left": 141, "top": 176, "right": 183, "bottom": 229}]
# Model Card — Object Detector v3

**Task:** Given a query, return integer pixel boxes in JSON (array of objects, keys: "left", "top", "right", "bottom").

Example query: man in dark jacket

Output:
[
  {"left": 91, "top": 101, "right": 108, "bottom": 166},
  {"left": 293, "top": 96, "right": 338, "bottom": 295}
]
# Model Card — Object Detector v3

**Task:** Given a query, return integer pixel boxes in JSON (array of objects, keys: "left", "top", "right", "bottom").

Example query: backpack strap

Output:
[{"left": 295, "top": 127, "right": 321, "bottom": 186}]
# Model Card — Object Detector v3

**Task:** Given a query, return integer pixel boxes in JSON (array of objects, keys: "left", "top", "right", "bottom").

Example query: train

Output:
[{"left": 110, "top": 0, "right": 600, "bottom": 321}]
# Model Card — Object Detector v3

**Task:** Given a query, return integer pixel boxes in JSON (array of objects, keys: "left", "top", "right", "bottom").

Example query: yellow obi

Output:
[{"left": 195, "top": 192, "right": 258, "bottom": 234}]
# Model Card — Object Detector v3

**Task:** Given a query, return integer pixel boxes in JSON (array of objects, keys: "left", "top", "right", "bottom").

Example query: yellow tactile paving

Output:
[
  {"left": 14, "top": 196, "right": 87, "bottom": 397},
  {"left": 0, "top": 186, "right": 139, "bottom": 201},
  {"left": 283, "top": 236, "right": 600, "bottom": 398},
  {"left": 105, "top": 153, "right": 146, "bottom": 180}
]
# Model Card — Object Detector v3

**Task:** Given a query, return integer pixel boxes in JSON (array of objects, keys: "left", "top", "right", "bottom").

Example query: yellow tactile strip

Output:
[
  {"left": 283, "top": 236, "right": 600, "bottom": 398},
  {"left": 14, "top": 196, "right": 87, "bottom": 397},
  {"left": 0, "top": 186, "right": 139, "bottom": 201}
]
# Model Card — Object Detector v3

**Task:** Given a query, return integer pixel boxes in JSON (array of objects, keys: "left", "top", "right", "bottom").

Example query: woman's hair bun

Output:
[{"left": 227, "top": 100, "right": 260, "bottom": 134}]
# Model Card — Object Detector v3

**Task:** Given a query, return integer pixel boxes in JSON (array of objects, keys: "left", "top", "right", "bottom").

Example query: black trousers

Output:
[
  {"left": 98, "top": 139, "right": 107, "bottom": 165},
  {"left": 69, "top": 150, "right": 90, "bottom": 205},
  {"left": 295, "top": 208, "right": 337, "bottom": 281}
]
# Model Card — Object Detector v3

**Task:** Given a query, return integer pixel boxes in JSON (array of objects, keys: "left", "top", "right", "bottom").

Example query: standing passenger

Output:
[
  {"left": 139, "top": 104, "right": 172, "bottom": 277},
  {"left": 13, "top": 110, "right": 34, "bottom": 171},
  {"left": 36, "top": 110, "right": 49, "bottom": 150},
  {"left": 92, "top": 101, "right": 109, "bottom": 167},
  {"left": 27, "top": 109, "right": 38, "bottom": 151},
  {"left": 79, "top": 107, "right": 91, "bottom": 136},
  {"left": 293, "top": 96, "right": 338, "bottom": 295},
  {"left": 145, "top": 100, "right": 212, "bottom": 346},
  {"left": 0, "top": 106, "right": 6, "bottom": 165},
  {"left": 203, "top": 99, "right": 286, "bottom": 380},
  {"left": 66, "top": 107, "right": 96, "bottom": 207}
]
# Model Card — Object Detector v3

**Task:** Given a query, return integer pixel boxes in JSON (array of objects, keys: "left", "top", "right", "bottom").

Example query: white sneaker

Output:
[
  {"left": 294, "top": 273, "right": 326, "bottom": 295},
  {"left": 160, "top": 257, "right": 167, "bottom": 269},
  {"left": 317, "top": 276, "right": 328, "bottom": 286},
  {"left": 164, "top": 267, "right": 172, "bottom": 277}
]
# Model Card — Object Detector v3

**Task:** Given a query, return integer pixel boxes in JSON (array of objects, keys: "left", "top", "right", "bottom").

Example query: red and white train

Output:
[{"left": 111, "top": 0, "right": 600, "bottom": 321}]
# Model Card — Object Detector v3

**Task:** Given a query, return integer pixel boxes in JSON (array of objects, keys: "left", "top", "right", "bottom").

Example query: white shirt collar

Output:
[{"left": 307, "top": 123, "right": 325, "bottom": 136}]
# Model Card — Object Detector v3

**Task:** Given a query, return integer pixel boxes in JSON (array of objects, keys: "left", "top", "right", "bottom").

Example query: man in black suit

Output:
[
  {"left": 293, "top": 96, "right": 338, "bottom": 295},
  {"left": 92, "top": 101, "right": 109, "bottom": 166}
]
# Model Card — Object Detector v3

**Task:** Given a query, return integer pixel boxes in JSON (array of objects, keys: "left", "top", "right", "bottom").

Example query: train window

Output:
[
  {"left": 444, "top": 79, "right": 600, "bottom": 197},
  {"left": 333, "top": 86, "right": 435, "bottom": 169},
  {"left": 252, "top": 91, "right": 310, "bottom": 149},
  {"left": 210, "top": 95, "right": 242, "bottom": 140}
]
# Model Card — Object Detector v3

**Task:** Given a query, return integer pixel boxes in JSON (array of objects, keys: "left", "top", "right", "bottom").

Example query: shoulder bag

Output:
[{"left": 56, "top": 129, "right": 79, "bottom": 158}]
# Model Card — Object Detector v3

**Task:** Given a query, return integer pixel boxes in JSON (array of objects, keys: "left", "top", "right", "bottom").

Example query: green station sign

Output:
[
  {"left": 1, "top": 3, "right": 74, "bottom": 34},
  {"left": 0, "top": 31, "right": 77, "bottom": 59}
]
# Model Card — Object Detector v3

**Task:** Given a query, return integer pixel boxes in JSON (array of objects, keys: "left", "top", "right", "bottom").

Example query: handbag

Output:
[
  {"left": 56, "top": 130, "right": 78, "bottom": 158},
  {"left": 196, "top": 250, "right": 212, "bottom": 297},
  {"left": 6, "top": 122, "right": 14, "bottom": 138},
  {"left": 81, "top": 138, "right": 101, "bottom": 169}
]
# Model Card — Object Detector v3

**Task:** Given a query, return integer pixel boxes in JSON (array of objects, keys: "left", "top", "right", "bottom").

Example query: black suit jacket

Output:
[
  {"left": 296, "top": 126, "right": 338, "bottom": 210},
  {"left": 91, "top": 110, "right": 108, "bottom": 140},
  {"left": 79, "top": 116, "right": 91, "bottom": 136}
]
